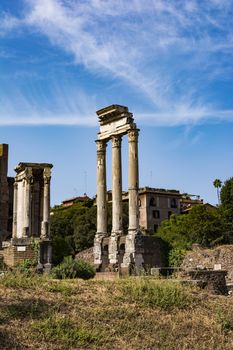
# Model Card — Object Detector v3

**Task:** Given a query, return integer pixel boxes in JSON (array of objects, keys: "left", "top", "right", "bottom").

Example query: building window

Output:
[
  {"left": 150, "top": 197, "right": 156, "bottom": 206},
  {"left": 154, "top": 224, "right": 159, "bottom": 232},
  {"left": 171, "top": 198, "right": 177, "bottom": 208},
  {"left": 168, "top": 211, "right": 172, "bottom": 219},
  {"left": 153, "top": 210, "right": 160, "bottom": 219}
]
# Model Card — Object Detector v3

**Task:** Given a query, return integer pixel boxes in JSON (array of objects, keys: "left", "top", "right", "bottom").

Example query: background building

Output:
[{"left": 136, "top": 187, "right": 181, "bottom": 233}]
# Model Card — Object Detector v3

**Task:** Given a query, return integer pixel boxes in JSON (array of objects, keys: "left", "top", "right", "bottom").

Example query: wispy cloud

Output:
[
  {"left": 137, "top": 107, "right": 233, "bottom": 126},
  {"left": 0, "top": 84, "right": 97, "bottom": 126},
  {"left": 1, "top": 0, "right": 233, "bottom": 126}
]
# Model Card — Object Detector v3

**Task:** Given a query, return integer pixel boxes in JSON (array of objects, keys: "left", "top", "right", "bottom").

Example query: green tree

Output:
[
  {"left": 50, "top": 209, "right": 77, "bottom": 264},
  {"left": 157, "top": 205, "right": 226, "bottom": 266},
  {"left": 157, "top": 205, "right": 225, "bottom": 249},
  {"left": 73, "top": 206, "right": 97, "bottom": 252},
  {"left": 220, "top": 177, "right": 233, "bottom": 212},
  {"left": 50, "top": 200, "right": 129, "bottom": 265},
  {"left": 50, "top": 201, "right": 95, "bottom": 264},
  {"left": 220, "top": 177, "right": 233, "bottom": 240},
  {"left": 213, "top": 179, "right": 222, "bottom": 205}
]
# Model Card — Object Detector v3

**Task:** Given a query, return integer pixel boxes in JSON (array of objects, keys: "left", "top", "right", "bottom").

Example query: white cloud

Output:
[
  {"left": 0, "top": 84, "right": 98, "bottom": 126},
  {"left": 0, "top": 14, "right": 21, "bottom": 34},
  {"left": 1, "top": 0, "right": 233, "bottom": 126},
  {"left": 137, "top": 107, "right": 233, "bottom": 126}
]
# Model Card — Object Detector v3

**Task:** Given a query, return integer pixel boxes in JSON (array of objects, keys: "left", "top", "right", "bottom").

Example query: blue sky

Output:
[{"left": 0, "top": 0, "right": 233, "bottom": 205}]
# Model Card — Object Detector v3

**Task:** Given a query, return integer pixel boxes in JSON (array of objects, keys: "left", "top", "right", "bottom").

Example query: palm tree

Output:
[{"left": 213, "top": 179, "right": 222, "bottom": 205}]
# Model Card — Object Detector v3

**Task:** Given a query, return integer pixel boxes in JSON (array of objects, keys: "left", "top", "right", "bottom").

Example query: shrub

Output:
[
  {"left": 51, "top": 256, "right": 95, "bottom": 280},
  {"left": 169, "top": 248, "right": 186, "bottom": 267}
]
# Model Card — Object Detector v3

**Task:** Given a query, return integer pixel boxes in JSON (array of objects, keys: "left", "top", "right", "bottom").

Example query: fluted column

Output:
[
  {"left": 94, "top": 140, "right": 107, "bottom": 268},
  {"left": 111, "top": 135, "right": 122, "bottom": 235},
  {"left": 96, "top": 140, "right": 107, "bottom": 235},
  {"left": 121, "top": 128, "right": 141, "bottom": 272},
  {"left": 128, "top": 129, "right": 139, "bottom": 233},
  {"left": 12, "top": 182, "right": 18, "bottom": 239},
  {"left": 23, "top": 169, "right": 32, "bottom": 238},
  {"left": 109, "top": 135, "right": 122, "bottom": 266},
  {"left": 41, "top": 168, "right": 51, "bottom": 239}
]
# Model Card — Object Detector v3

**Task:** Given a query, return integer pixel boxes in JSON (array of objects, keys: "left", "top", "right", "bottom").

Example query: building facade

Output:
[
  {"left": 137, "top": 187, "right": 181, "bottom": 233},
  {"left": 122, "top": 188, "right": 203, "bottom": 233}
]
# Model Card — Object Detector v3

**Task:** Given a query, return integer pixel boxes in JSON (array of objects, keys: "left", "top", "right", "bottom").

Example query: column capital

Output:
[
  {"left": 96, "top": 139, "right": 107, "bottom": 153},
  {"left": 25, "top": 167, "right": 33, "bottom": 184},
  {"left": 43, "top": 168, "right": 51, "bottom": 184},
  {"left": 128, "top": 128, "right": 139, "bottom": 142},
  {"left": 112, "top": 135, "right": 122, "bottom": 148}
]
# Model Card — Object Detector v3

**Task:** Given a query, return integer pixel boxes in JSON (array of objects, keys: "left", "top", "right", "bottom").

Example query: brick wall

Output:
[{"left": 3, "top": 244, "right": 36, "bottom": 267}]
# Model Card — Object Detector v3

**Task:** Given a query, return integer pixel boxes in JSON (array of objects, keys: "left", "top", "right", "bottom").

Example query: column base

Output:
[
  {"left": 108, "top": 231, "right": 122, "bottom": 267},
  {"left": 93, "top": 232, "right": 106, "bottom": 270},
  {"left": 121, "top": 230, "right": 144, "bottom": 275},
  {"left": 39, "top": 239, "right": 52, "bottom": 270}
]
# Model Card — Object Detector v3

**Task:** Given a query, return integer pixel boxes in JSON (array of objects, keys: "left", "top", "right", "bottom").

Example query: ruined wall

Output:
[
  {"left": 135, "top": 236, "right": 167, "bottom": 269},
  {"left": 76, "top": 247, "right": 94, "bottom": 265},
  {"left": 187, "top": 270, "right": 228, "bottom": 295},
  {"left": 2, "top": 242, "right": 36, "bottom": 267},
  {"left": 181, "top": 244, "right": 233, "bottom": 282},
  {"left": 76, "top": 236, "right": 166, "bottom": 273}
]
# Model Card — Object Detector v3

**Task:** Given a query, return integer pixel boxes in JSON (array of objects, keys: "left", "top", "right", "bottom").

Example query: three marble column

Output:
[{"left": 95, "top": 128, "right": 140, "bottom": 269}]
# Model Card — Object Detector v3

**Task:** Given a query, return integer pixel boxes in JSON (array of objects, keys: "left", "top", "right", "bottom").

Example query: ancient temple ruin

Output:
[
  {"left": 2, "top": 161, "right": 53, "bottom": 269},
  {"left": 94, "top": 105, "right": 164, "bottom": 274},
  {"left": 12, "top": 163, "right": 52, "bottom": 239}
]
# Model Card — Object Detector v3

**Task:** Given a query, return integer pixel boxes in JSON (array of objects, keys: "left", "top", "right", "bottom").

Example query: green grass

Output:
[
  {"left": 119, "top": 278, "right": 192, "bottom": 309},
  {"left": 1, "top": 272, "right": 233, "bottom": 349},
  {"left": 46, "top": 282, "right": 77, "bottom": 296},
  {"left": 216, "top": 308, "right": 233, "bottom": 333},
  {"left": 4, "top": 299, "right": 50, "bottom": 320},
  {"left": 32, "top": 315, "right": 102, "bottom": 347},
  {"left": 0, "top": 271, "right": 45, "bottom": 289}
]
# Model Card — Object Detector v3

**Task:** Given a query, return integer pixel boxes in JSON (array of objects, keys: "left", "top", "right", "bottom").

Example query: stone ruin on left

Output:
[{"left": 0, "top": 144, "right": 53, "bottom": 270}]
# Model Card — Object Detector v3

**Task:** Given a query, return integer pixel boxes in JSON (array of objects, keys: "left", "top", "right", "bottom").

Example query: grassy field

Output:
[{"left": 1, "top": 273, "right": 233, "bottom": 349}]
